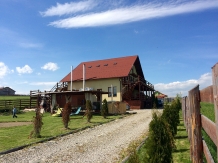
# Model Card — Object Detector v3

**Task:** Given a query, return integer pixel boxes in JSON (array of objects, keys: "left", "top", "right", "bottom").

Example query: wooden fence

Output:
[
  {"left": 182, "top": 63, "right": 218, "bottom": 163},
  {"left": 0, "top": 99, "right": 37, "bottom": 110}
]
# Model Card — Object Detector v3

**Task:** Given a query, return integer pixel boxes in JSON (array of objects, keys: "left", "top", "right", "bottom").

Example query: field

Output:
[
  {"left": 0, "top": 95, "right": 30, "bottom": 100},
  {"left": 0, "top": 111, "right": 124, "bottom": 153}
]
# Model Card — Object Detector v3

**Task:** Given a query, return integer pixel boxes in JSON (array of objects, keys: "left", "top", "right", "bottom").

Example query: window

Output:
[{"left": 108, "top": 86, "right": 117, "bottom": 97}]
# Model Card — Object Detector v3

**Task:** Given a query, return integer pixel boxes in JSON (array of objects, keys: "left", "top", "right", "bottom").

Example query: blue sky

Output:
[{"left": 0, "top": 0, "right": 218, "bottom": 97}]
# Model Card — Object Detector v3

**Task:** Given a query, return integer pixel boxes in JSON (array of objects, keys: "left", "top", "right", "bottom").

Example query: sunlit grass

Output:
[{"left": 0, "top": 111, "right": 124, "bottom": 152}]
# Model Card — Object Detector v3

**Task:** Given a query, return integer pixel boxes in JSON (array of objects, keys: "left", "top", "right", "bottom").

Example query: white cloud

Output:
[
  {"left": 47, "top": 0, "right": 218, "bottom": 28},
  {"left": 41, "top": 62, "right": 59, "bottom": 71},
  {"left": 16, "top": 65, "right": 33, "bottom": 74},
  {"left": 40, "top": 0, "right": 98, "bottom": 17},
  {"left": 0, "top": 62, "right": 13, "bottom": 78},
  {"left": 154, "top": 73, "right": 212, "bottom": 97}
]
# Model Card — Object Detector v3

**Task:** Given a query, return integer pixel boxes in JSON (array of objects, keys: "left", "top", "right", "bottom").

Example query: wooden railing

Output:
[
  {"left": 50, "top": 82, "right": 68, "bottom": 92},
  {"left": 122, "top": 74, "right": 154, "bottom": 89},
  {"left": 182, "top": 62, "right": 218, "bottom": 163}
]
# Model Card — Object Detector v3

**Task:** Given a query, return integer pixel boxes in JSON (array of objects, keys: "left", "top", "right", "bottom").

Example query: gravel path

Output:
[{"left": 0, "top": 109, "right": 154, "bottom": 163}]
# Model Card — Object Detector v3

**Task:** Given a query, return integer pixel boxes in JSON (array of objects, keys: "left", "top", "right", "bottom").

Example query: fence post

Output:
[
  {"left": 189, "top": 85, "right": 203, "bottom": 163},
  {"left": 212, "top": 63, "right": 218, "bottom": 163}
]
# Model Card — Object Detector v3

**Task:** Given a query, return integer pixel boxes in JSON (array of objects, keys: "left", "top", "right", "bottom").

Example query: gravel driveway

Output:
[{"left": 0, "top": 109, "right": 155, "bottom": 163}]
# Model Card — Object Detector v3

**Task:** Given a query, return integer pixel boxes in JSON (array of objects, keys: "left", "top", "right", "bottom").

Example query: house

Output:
[
  {"left": 0, "top": 87, "right": 16, "bottom": 95},
  {"left": 30, "top": 55, "right": 155, "bottom": 110}
]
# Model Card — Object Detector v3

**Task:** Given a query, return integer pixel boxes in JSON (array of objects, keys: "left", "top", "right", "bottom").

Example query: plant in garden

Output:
[
  {"left": 85, "top": 100, "right": 93, "bottom": 123},
  {"left": 161, "top": 96, "right": 181, "bottom": 138},
  {"left": 62, "top": 102, "right": 72, "bottom": 129},
  {"left": 29, "top": 108, "right": 43, "bottom": 138},
  {"left": 101, "top": 99, "right": 108, "bottom": 118},
  {"left": 162, "top": 102, "right": 180, "bottom": 137},
  {"left": 142, "top": 111, "right": 175, "bottom": 163}
]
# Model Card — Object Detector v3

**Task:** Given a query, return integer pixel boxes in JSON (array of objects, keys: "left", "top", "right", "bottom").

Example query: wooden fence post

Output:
[
  {"left": 212, "top": 63, "right": 218, "bottom": 162},
  {"left": 189, "top": 85, "right": 203, "bottom": 163}
]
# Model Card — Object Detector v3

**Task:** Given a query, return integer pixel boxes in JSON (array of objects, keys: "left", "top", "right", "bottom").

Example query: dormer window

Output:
[
  {"left": 96, "top": 65, "right": 100, "bottom": 67},
  {"left": 113, "top": 62, "right": 117, "bottom": 65},
  {"left": 104, "top": 64, "right": 108, "bottom": 66}
]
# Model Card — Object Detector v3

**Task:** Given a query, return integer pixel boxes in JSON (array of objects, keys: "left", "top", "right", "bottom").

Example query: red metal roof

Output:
[{"left": 60, "top": 55, "right": 140, "bottom": 82}]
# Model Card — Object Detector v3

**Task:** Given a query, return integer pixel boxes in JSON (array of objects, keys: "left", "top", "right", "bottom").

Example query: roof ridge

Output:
[{"left": 80, "top": 55, "right": 138, "bottom": 64}]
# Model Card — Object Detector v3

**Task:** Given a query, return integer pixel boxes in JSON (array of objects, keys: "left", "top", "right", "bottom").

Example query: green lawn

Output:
[
  {"left": 200, "top": 102, "right": 217, "bottom": 162},
  {"left": 0, "top": 111, "right": 124, "bottom": 152},
  {"left": 172, "top": 112, "right": 191, "bottom": 163},
  {"left": 0, "top": 95, "right": 30, "bottom": 100}
]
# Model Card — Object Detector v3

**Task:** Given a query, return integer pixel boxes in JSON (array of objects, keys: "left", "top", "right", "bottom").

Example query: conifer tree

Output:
[
  {"left": 143, "top": 111, "right": 175, "bottom": 163},
  {"left": 85, "top": 100, "right": 93, "bottom": 122},
  {"left": 101, "top": 99, "right": 108, "bottom": 118}
]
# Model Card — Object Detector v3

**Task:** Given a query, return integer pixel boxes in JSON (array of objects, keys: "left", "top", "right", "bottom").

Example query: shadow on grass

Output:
[
  {"left": 177, "top": 128, "right": 186, "bottom": 131},
  {"left": 173, "top": 148, "right": 189, "bottom": 153},
  {"left": 175, "top": 135, "right": 188, "bottom": 139}
]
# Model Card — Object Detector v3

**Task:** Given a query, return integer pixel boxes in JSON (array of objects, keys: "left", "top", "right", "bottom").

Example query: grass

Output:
[
  {"left": 0, "top": 111, "right": 124, "bottom": 152},
  {"left": 172, "top": 110, "right": 191, "bottom": 163},
  {"left": 200, "top": 102, "right": 217, "bottom": 162},
  {"left": 0, "top": 95, "right": 30, "bottom": 100}
]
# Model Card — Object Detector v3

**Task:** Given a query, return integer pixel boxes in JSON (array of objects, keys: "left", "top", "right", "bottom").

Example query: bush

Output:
[
  {"left": 85, "top": 100, "right": 93, "bottom": 123},
  {"left": 29, "top": 108, "right": 43, "bottom": 138},
  {"left": 101, "top": 99, "right": 108, "bottom": 118},
  {"left": 142, "top": 111, "right": 175, "bottom": 163},
  {"left": 62, "top": 102, "right": 72, "bottom": 129},
  {"left": 162, "top": 103, "right": 179, "bottom": 137}
]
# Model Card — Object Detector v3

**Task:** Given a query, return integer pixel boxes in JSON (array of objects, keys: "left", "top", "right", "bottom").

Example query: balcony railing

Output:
[{"left": 122, "top": 74, "right": 154, "bottom": 89}]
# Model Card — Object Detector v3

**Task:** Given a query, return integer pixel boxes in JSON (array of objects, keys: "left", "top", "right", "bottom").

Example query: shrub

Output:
[
  {"left": 161, "top": 103, "right": 179, "bottom": 137},
  {"left": 101, "top": 99, "right": 108, "bottom": 118},
  {"left": 142, "top": 111, "right": 175, "bottom": 163},
  {"left": 62, "top": 102, "right": 72, "bottom": 129},
  {"left": 85, "top": 100, "right": 93, "bottom": 123},
  {"left": 29, "top": 108, "right": 43, "bottom": 138}
]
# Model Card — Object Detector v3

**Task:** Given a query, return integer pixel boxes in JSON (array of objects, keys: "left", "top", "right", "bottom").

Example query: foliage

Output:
[
  {"left": 29, "top": 108, "right": 43, "bottom": 138},
  {"left": 162, "top": 104, "right": 179, "bottom": 137},
  {"left": 128, "top": 150, "right": 140, "bottom": 163},
  {"left": 101, "top": 99, "right": 108, "bottom": 118},
  {"left": 162, "top": 96, "right": 181, "bottom": 137},
  {"left": 142, "top": 111, "right": 175, "bottom": 163},
  {"left": 62, "top": 102, "right": 72, "bottom": 129},
  {"left": 85, "top": 100, "right": 93, "bottom": 122}
]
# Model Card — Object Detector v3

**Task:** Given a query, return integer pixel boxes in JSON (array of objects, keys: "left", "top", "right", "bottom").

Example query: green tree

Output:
[
  {"left": 143, "top": 111, "right": 175, "bottom": 163},
  {"left": 85, "top": 100, "right": 93, "bottom": 122},
  {"left": 29, "top": 108, "right": 43, "bottom": 138},
  {"left": 62, "top": 102, "right": 72, "bottom": 129},
  {"left": 101, "top": 99, "right": 108, "bottom": 118}
]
